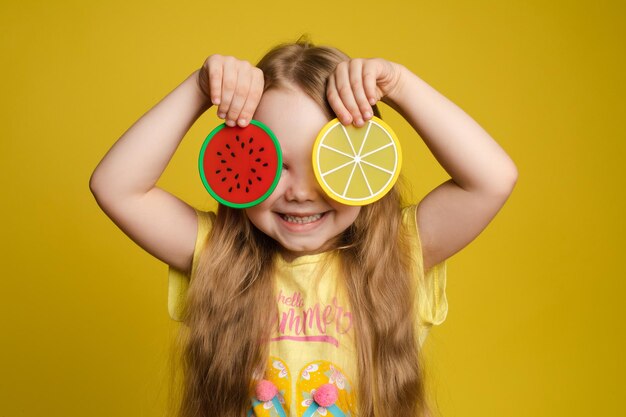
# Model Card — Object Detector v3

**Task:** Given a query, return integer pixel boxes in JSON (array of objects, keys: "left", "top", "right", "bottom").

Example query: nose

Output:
[{"left": 283, "top": 166, "right": 320, "bottom": 203}]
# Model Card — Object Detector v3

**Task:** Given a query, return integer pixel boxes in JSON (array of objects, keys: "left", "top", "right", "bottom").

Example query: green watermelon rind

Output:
[{"left": 198, "top": 120, "right": 282, "bottom": 209}]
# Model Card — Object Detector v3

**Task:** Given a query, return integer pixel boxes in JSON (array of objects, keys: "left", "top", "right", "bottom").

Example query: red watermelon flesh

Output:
[{"left": 201, "top": 123, "right": 280, "bottom": 207}]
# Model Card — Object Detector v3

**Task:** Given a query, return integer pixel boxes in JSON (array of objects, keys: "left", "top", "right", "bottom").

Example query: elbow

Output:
[
  {"left": 89, "top": 169, "right": 113, "bottom": 205},
  {"left": 476, "top": 160, "right": 518, "bottom": 199},
  {"left": 89, "top": 170, "right": 119, "bottom": 216},
  {"left": 89, "top": 168, "right": 146, "bottom": 211},
  {"left": 494, "top": 161, "right": 518, "bottom": 198},
  {"left": 507, "top": 161, "right": 519, "bottom": 190},
  {"left": 89, "top": 170, "right": 103, "bottom": 199}
]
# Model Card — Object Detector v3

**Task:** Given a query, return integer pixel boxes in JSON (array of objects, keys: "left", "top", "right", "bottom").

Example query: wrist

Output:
[
  {"left": 191, "top": 69, "right": 213, "bottom": 110},
  {"left": 381, "top": 64, "right": 415, "bottom": 110}
]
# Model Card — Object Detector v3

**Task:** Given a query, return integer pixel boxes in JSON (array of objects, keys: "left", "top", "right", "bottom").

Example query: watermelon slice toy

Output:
[{"left": 199, "top": 120, "right": 282, "bottom": 208}]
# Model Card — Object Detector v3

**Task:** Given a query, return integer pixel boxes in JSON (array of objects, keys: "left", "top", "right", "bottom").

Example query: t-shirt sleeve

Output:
[
  {"left": 401, "top": 205, "right": 448, "bottom": 345},
  {"left": 167, "top": 209, "right": 214, "bottom": 321}
]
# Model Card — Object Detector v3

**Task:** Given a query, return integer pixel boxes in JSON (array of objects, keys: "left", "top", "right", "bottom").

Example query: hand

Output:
[
  {"left": 326, "top": 58, "right": 404, "bottom": 126},
  {"left": 197, "top": 54, "right": 265, "bottom": 127}
]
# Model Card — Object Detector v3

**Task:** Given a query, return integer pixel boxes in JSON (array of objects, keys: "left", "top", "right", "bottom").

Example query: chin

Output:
[
  {"left": 279, "top": 236, "right": 335, "bottom": 256},
  {"left": 281, "top": 243, "right": 322, "bottom": 253}
]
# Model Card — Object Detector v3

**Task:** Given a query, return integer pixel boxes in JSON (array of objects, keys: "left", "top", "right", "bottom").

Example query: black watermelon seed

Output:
[
  {"left": 215, "top": 170, "right": 221, "bottom": 174},
  {"left": 259, "top": 147, "right": 264, "bottom": 152},
  {"left": 249, "top": 149, "right": 253, "bottom": 155},
  {"left": 263, "top": 163, "right": 268, "bottom": 167},
  {"left": 237, "top": 183, "right": 240, "bottom": 189},
  {"left": 221, "top": 177, "right": 227, "bottom": 182},
  {"left": 249, "top": 137, "right": 253, "bottom": 143},
  {"left": 246, "top": 187, "right": 249, "bottom": 193},
  {"left": 217, "top": 151, "right": 222, "bottom": 156},
  {"left": 248, "top": 179, "right": 252, "bottom": 185},
  {"left": 255, "top": 158, "right": 261, "bottom": 162},
  {"left": 221, "top": 160, "right": 226, "bottom": 163},
  {"left": 228, "top": 187, "right": 232, "bottom": 192},
  {"left": 227, "top": 168, "right": 232, "bottom": 172},
  {"left": 251, "top": 168, "right": 256, "bottom": 173},
  {"left": 230, "top": 152, "right": 235, "bottom": 157},
  {"left": 235, "top": 174, "right": 239, "bottom": 180},
  {"left": 241, "top": 143, "right": 245, "bottom": 149},
  {"left": 226, "top": 144, "right": 231, "bottom": 149},
  {"left": 257, "top": 177, "right": 262, "bottom": 181},
  {"left": 236, "top": 135, "right": 240, "bottom": 141}
]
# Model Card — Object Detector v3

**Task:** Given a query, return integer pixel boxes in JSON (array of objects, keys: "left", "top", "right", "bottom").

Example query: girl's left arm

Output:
[{"left": 327, "top": 59, "right": 518, "bottom": 270}]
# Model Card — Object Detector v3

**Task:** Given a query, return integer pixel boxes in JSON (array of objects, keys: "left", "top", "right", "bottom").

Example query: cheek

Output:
[
  {"left": 336, "top": 205, "right": 361, "bottom": 227},
  {"left": 243, "top": 204, "right": 269, "bottom": 230}
]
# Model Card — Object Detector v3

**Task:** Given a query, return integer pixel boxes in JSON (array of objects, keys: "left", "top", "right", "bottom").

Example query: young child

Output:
[{"left": 90, "top": 39, "right": 517, "bottom": 417}]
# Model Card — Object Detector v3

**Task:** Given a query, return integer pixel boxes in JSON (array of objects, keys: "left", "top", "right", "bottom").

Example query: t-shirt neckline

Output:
[{"left": 275, "top": 250, "right": 337, "bottom": 267}]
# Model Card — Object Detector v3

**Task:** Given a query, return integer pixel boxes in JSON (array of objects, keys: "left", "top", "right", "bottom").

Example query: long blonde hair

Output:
[{"left": 170, "top": 38, "right": 432, "bottom": 417}]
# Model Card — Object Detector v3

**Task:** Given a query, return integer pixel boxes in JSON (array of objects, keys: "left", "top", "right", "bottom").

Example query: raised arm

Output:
[
  {"left": 90, "top": 56, "right": 264, "bottom": 272},
  {"left": 326, "top": 59, "right": 518, "bottom": 270}
]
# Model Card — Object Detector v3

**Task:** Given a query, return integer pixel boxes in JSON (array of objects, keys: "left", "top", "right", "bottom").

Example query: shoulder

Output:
[
  {"left": 167, "top": 208, "right": 216, "bottom": 322},
  {"left": 401, "top": 205, "right": 419, "bottom": 243},
  {"left": 197, "top": 209, "right": 216, "bottom": 236},
  {"left": 401, "top": 205, "right": 444, "bottom": 275},
  {"left": 401, "top": 206, "right": 449, "bottom": 333},
  {"left": 193, "top": 209, "right": 217, "bottom": 263},
  {"left": 401, "top": 205, "right": 418, "bottom": 227}
]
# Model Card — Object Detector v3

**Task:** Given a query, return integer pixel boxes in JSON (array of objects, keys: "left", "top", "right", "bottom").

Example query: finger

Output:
[
  {"left": 349, "top": 59, "right": 373, "bottom": 123},
  {"left": 217, "top": 57, "right": 238, "bottom": 121},
  {"left": 362, "top": 61, "right": 379, "bottom": 109},
  {"left": 206, "top": 55, "right": 223, "bottom": 106},
  {"left": 238, "top": 67, "right": 264, "bottom": 127},
  {"left": 326, "top": 73, "right": 352, "bottom": 125},
  {"left": 226, "top": 65, "right": 252, "bottom": 127},
  {"left": 336, "top": 61, "right": 363, "bottom": 126}
]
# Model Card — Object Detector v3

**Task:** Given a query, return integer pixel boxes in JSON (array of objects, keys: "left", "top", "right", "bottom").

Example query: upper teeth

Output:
[{"left": 283, "top": 213, "right": 322, "bottom": 224}]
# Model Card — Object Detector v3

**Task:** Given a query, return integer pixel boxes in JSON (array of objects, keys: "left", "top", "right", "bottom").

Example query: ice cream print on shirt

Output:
[{"left": 250, "top": 357, "right": 355, "bottom": 417}]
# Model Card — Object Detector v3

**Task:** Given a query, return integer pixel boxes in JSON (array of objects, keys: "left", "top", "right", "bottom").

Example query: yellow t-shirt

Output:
[{"left": 167, "top": 206, "right": 447, "bottom": 417}]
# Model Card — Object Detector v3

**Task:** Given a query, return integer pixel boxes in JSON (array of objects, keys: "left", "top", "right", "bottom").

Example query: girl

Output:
[{"left": 90, "top": 39, "right": 517, "bottom": 417}]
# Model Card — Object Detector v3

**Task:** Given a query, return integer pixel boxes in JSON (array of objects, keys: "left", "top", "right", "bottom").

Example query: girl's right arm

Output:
[{"left": 90, "top": 56, "right": 264, "bottom": 273}]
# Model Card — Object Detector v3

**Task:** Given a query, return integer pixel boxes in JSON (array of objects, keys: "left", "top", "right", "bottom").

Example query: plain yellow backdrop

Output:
[{"left": 1, "top": 0, "right": 624, "bottom": 416}]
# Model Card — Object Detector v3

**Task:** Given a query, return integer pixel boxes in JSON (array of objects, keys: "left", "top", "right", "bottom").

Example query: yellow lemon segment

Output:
[{"left": 312, "top": 117, "right": 402, "bottom": 206}]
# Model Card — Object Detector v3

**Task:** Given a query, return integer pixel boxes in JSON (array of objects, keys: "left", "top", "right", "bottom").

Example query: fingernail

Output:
[
  {"left": 213, "top": 98, "right": 221, "bottom": 105},
  {"left": 355, "top": 118, "right": 364, "bottom": 127},
  {"left": 226, "top": 119, "right": 236, "bottom": 127},
  {"left": 363, "top": 111, "right": 372, "bottom": 119},
  {"left": 238, "top": 118, "right": 247, "bottom": 126},
  {"left": 218, "top": 112, "right": 226, "bottom": 119},
  {"left": 369, "top": 98, "right": 377, "bottom": 105}
]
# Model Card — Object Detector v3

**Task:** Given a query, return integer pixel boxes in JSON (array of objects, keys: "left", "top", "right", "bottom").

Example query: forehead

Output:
[{"left": 253, "top": 87, "right": 330, "bottom": 158}]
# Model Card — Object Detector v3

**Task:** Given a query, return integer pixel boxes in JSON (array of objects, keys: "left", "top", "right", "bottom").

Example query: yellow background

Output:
[{"left": 1, "top": 0, "right": 624, "bottom": 415}]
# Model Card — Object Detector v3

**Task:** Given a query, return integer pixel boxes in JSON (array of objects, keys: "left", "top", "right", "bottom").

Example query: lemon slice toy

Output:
[{"left": 312, "top": 116, "right": 402, "bottom": 206}]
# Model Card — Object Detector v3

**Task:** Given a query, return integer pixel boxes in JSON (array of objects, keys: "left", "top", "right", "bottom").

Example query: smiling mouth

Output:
[{"left": 279, "top": 212, "right": 325, "bottom": 224}]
